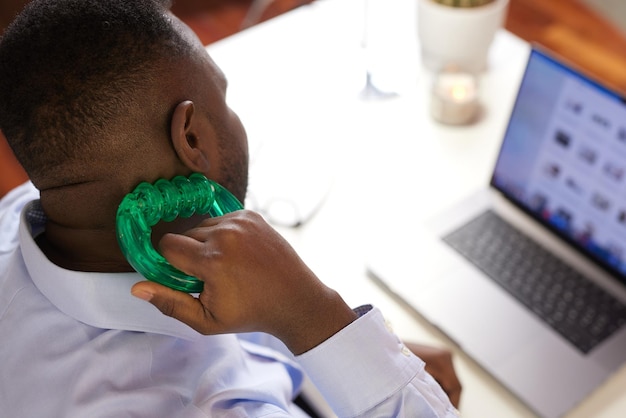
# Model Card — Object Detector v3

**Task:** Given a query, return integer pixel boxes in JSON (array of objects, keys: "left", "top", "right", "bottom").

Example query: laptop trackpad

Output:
[{"left": 417, "top": 263, "right": 544, "bottom": 369}]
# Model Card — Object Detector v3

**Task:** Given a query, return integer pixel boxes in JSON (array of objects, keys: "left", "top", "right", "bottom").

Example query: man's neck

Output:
[
  {"left": 36, "top": 221, "right": 133, "bottom": 272},
  {"left": 35, "top": 176, "right": 135, "bottom": 272},
  {"left": 36, "top": 208, "right": 209, "bottom": 273}
]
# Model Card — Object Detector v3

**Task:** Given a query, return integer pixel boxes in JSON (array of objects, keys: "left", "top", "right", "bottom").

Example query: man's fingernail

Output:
[{"left": 131, "top": 289, "right": 154, "bottom": 302}]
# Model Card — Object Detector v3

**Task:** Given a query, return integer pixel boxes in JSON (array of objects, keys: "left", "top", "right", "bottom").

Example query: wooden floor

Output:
[{"left": 2, "top": 0, "right": 626, "bottom": 197}]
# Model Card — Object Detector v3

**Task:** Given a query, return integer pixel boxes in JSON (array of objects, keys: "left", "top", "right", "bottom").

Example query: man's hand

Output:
[
  {"left": 131, "top": 210, "right": 357, "bottom": 355},
  {"left": 405, "top": 342, "right": 462, "bottom": 408}
]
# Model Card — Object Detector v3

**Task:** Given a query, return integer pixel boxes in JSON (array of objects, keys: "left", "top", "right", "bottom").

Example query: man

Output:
[{"left": 0, "top": 0, "right": 461, "bottom": 416}]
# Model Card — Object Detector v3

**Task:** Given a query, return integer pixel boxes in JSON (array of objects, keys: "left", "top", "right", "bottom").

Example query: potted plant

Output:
[
  {"left": 432, "top": 0, "right": 495, "bottom": 6},
  {"left": 418, "top": 0, "right": 509, "bottom": 72}
]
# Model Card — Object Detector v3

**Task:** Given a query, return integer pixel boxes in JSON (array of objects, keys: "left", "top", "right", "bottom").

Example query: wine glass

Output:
[{"left": 360, "top": 0, "right": 397, "bottom": 100}]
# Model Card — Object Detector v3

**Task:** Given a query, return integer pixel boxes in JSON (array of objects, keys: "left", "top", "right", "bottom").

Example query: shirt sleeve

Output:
[{"left": 295, "top": 306, "right": 460, "bottom": 418}]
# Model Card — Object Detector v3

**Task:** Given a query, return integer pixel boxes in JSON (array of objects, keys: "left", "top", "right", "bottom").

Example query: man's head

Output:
[{"left": 0, "top": 0, "right": 248, "bottom": 270}]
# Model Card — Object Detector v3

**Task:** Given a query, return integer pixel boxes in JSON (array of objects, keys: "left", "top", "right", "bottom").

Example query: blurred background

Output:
[{"left": 1, "top": 0, "right": 626, "bottom": 198}]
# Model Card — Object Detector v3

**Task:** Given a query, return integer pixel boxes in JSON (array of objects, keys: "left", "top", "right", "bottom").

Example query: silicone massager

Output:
[{"left": 116, "top": 173, "right": 243, "bottom": 292}]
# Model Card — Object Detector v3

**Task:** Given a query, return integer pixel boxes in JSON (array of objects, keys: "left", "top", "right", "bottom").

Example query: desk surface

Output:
[{"left": 205, "top": 0, "right": 626, "bottom": 416}]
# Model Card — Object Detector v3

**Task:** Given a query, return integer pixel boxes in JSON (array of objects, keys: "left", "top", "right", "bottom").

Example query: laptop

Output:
[{"left": 366, "top": 47, "right": 626, "bottom": 418}]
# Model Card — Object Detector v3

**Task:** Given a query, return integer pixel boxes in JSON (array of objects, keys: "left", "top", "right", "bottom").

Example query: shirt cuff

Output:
[{"left": 295, "top": 306, "right": 422, "bottom": 417}]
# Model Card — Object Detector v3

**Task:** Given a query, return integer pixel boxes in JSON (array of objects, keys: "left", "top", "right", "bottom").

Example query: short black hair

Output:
[{"left": 0, "top": 0, "right": 187, "bottom": 181}]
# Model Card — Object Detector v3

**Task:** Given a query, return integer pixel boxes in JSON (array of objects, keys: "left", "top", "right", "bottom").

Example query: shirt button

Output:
[
  {"left": 401, "top": 345, "right": 412, "bottom": 357},
  {"left": 384, "top": 319, "right": 394, "bottom": 333}
]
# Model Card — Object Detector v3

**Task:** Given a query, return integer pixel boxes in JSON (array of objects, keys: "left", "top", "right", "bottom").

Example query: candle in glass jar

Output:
[{"left": 430, "top": 71, "right": 479, "bottom": 125}]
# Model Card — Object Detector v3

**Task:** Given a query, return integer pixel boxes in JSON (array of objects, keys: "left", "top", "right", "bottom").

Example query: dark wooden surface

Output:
[{"left": 505, "top": 0, "right": 626, "bottom": 94}]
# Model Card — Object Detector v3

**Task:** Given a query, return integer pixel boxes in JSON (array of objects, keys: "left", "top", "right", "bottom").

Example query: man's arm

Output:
[
  {"left": 296, "top": 306, "right": 460, "bottom": 417},
  {"left": 131, "top": 210, "right": 460, "bottom": 416}
]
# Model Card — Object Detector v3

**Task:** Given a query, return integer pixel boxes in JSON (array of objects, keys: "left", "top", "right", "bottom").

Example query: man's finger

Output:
[
  {"left": 131, "top": 280, "right": 215, "bottom": 334},
  {"left": 158, "top": 233, "right": 212, "bottom": 280}
]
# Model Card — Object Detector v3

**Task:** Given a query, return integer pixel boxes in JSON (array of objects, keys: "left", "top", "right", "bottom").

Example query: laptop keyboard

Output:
[{"left": 442, "top": 210, "right": 626, "bottom": 354}]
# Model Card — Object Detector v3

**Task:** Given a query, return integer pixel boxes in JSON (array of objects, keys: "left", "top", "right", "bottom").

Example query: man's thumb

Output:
[{"left": 131, "top": 281, "right": 212, "bottom": 334}]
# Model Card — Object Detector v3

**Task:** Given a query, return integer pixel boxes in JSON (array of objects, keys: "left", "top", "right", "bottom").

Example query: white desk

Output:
[{"left": 206, "top": 0, "right": 626, "bottom": 416}]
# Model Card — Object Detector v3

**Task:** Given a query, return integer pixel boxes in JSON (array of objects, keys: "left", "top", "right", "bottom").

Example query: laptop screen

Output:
[{"left": 491, "top": 47, "right": 626, "bottom": 284}]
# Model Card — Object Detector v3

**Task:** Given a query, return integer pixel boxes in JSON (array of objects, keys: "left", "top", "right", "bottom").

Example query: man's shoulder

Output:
[
  {"left": 0, "top": 181, "right": 38, "bottom": 207},
  {"left": 0, "top": 181, "right": 38, "bottom": 284},
  {"left": 0, "top": 181, "right": 38, "bottom": 253}
]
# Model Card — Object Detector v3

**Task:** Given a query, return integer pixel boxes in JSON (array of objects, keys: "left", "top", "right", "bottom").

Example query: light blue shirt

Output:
[{"left": 0, "top": 182, "right": 459, "bottom": 417}]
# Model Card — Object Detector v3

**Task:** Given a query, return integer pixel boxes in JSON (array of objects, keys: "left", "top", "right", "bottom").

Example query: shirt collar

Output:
[{"left": 19, "top": 200, "right": 201, "bottom": 341}]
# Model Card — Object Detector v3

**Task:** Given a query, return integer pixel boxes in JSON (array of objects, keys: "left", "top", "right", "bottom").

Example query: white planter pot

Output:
[{"left": 418, "top": 0, "right": 509, "bottom": 72}]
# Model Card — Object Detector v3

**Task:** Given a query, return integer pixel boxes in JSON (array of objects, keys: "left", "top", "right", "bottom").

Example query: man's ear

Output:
[{"left": 170, "top": 100, "right": 211, "bottom": 173}]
